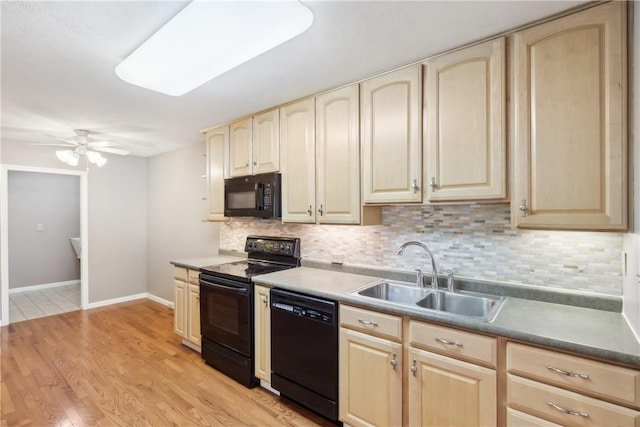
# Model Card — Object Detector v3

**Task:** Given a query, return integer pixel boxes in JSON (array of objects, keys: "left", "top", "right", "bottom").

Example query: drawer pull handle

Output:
[
  {"left": 545, "top": 365, "right": 589, "bottom": 379},
  {"left": 390, "top": 353, "right": 398, "bottom": 370},
  {"left": 546, "top": 401, "right": 589, "bottom": 418},
  {"left": 358, "top": 319, "right": 378, "bottom": 327},
  {"left": 410, "top": 360, "right": 417, "bottom": 377},
  {"left": 435, "top": 337, "right": 463, "bottom": 347}
]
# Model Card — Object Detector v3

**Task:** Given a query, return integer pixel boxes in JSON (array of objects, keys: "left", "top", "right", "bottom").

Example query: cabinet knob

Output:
[
  {"left": 390, "top": 353, "right": 398, "bottom": 370},
  {"left": 410, "top": 360, "right": 417, "bottom": 376},
  {"left": 429, "top": 177, "right": 437, "bottom": 191},
  {"left": 253, "top": 161, "right": 257, "bottom": 166},
  {"left": 245, "top": 161, "right": 249, "bottom": 167},
  {"left": 262, "top": 295, "right": 268, "bottom": 306},
  {"left": 318, "top": 204, "right": 324, "bottom": 216},
  {"left": 411, "top": 179, "right": 419, "bottom": 193},
  {"left": 307, "top": 205, "right": 313, "bottom": 216},
  {"left": 519, "top": 199, "right": 528, "bottom": 217}
]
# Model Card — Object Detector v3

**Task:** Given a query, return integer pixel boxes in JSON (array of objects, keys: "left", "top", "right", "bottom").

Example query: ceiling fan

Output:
[{"left": 29, "top": 129, "right": 130, "bottom": 167}]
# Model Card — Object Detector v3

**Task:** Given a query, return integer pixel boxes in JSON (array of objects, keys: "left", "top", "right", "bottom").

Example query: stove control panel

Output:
[{"left": 245, "top": 236, "right": 301, "bottom": 258}]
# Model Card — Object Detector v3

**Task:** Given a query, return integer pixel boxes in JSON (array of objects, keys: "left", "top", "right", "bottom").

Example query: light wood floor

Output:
[{"left": 0, "top": 300, "right": 335, "bottom": 426}]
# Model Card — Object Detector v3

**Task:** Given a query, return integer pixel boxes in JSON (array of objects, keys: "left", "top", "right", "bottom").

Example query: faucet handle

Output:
[
  {"left": 447, "top": 269, "right": 455, "bottom": 292},
  {"left": 415, "top": 268, "right": 424, "bottom": 287}
]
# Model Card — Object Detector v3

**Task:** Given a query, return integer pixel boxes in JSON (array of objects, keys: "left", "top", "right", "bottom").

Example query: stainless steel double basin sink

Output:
[{"left": 351, "top": 280, "right": 505, "bottom": 322}]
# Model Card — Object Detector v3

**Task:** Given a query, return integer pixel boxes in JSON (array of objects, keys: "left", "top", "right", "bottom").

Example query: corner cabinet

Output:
[
  {"left": 513, "top": 2, "right": 627, "bottom": 230},
  {"left": 424, "top": 37, "right": 506, "bottom": 202},
  {"left": 280, "top": 98, "right": 316, "bottom": 223},
  {"left": 361, "top": 65, "right": 422, "bottom": 204},
  {"left": 206, "top": 126, "right": 228, "bottom": 222}
]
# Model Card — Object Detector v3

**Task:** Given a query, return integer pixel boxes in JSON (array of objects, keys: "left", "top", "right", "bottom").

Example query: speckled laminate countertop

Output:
[
  {"left": 170, "top": 255, "right": 244, "bottom": 270},
  {"left": 254, "top": 267, "right": 640, "bottom": 368}
]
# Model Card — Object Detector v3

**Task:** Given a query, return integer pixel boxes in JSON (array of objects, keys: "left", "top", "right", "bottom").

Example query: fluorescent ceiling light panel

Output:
[{"left": 115, "top": 0, "right": 314, "bottom": 96}]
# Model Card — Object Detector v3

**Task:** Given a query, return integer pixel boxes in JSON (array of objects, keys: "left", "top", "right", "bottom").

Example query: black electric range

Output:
[{"left": 198, "top": 236, "right": 301, "bottom": 387}]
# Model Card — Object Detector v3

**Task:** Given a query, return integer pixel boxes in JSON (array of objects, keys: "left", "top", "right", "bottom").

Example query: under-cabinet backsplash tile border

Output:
[{"left": 220, "top": 203, "right": 623, "bottom": 296}]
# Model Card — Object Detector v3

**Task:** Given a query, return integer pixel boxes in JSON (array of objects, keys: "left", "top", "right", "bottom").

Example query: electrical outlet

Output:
[{"left": 330, "top": 253, "right": 345, "bottom": 264}]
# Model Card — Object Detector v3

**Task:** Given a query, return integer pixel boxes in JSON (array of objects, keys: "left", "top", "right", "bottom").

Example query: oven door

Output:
[{"left": 199, "top": 275, "right": 252, "bottom": 357}]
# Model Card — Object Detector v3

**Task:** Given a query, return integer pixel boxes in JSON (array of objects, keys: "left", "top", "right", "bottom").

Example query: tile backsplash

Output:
[{"left": 220, "top": 203, "right": 623, "bottom": 296}]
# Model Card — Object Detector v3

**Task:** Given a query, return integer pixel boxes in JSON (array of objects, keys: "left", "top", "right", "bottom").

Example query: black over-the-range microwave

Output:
[{"left": 224, "top": 172, "right": 281, "bottom": 218}]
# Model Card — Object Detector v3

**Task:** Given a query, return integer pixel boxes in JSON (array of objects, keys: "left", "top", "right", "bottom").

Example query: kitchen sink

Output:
[
  {"left": 416, "top": 290, "right": 504, "bottom": 322},
  {"left": 351, "top": 281, "right": 505, "bottom": 322},
  {"left": 354, "top": 280, "right": 431, "bottom": 304}
]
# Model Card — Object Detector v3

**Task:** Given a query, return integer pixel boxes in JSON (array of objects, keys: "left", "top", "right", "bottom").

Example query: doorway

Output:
[{"left": 1, "top": 165, "right": 89, "bottom": 325}]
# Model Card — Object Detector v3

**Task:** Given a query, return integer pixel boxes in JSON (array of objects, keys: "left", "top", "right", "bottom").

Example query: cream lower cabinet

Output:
[
  {"left": 254, "top": 284, "right": 271, "bottom": 385},
  {"left": 512, "top": 2, "right": 627, "bottom": 230},
  {"left": 173, "top": 267, "right": 201, "bottom": 350},
  {"left": 339, "top": 305, "right": 403, "bottom": 427},
  {"left": 506, "top": 342, "right": 640, "bottom": 426}
]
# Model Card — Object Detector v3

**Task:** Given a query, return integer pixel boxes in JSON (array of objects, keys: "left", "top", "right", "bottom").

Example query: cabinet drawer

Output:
[
  {"left": 506, "top": 408, "right": 562, "bottom": 427},
  {"left": 339, "top": 305, "right": 402, "bottom": 341},
  {"left": 174, "top": 266, "right": 188, "bottom": 281},
  {"left": 187, "top": 268, "right": 200, "bottom": 284},
  {"left": 507, "top": 342, "right": 640, "bottom": 408},
  {"left": 408, "top": 320, "right": 497, "bottom": 367},
  {"left": 507, "top": 374, "right": 640, "bottom": 427}
]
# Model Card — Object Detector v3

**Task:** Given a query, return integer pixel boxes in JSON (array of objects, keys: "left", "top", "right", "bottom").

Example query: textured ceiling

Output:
[{"left": 1, "top": 1, "right": 586, "bottom": 158}]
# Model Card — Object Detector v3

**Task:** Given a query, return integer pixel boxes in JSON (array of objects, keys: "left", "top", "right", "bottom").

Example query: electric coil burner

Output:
[{"left": 199, "top": 236, "right": 301, "bottom": 387}]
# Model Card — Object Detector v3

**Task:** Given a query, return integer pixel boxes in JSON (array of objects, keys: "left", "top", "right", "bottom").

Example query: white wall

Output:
[
  {"left": 2, "top": 140, "right": 147, "bottom": 305},
  {"left": 8, "top": 171, "right": 80, "bottom": 288},
  {"left": 146, "top": 142, "right": 220, "bottom": 303}
]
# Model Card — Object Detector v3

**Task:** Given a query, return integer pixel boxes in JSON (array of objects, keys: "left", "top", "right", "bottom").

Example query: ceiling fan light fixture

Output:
[
  {"left": 56, "top": 149, "right": 74, "bottom": 163},
  {"left": 86, "top": 150, "right": 103, "bottom": 163},
  {"left": 114, "top": 0, "right": 314, "bottom": 96},
  {"left": 66, "top": 153, "right": 80, "bottom": 167},
  {"left": 95, "top": 157, "right": 107, "bottom": 167}
]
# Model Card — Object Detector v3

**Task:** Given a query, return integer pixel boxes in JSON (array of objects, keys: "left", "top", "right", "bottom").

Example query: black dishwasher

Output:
[{"left": 270, "top": 289, "right": 338, "bottom": 422}]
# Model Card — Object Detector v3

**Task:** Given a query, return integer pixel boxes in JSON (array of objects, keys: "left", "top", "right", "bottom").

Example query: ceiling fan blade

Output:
[
  {"left": 87, "top": 140, "right": 120, "bottom": 148},
  {"left": 27, "top": 142, "right": 74, "bottom": 147},
  {"left": 41, "top": 133, "right": 77, "bottom": 144},
  {"left": 94, "top": 147, "right": 130, "bottom": 155}
]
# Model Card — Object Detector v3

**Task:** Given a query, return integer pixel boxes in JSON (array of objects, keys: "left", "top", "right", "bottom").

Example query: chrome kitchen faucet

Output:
[{"left": 397, "top": 241, "right": 439, "bottom": 289}]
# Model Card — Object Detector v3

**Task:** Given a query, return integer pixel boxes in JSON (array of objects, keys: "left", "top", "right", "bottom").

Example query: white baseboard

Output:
[
  {"left": 146, "top": 293, "right": 174, "bottom": 309},
  {"left": 84, "top": 293, "right": 174, "bottom": 310},
  {"left": 9, "top": 280, "right": 80, "bottom": 294}
]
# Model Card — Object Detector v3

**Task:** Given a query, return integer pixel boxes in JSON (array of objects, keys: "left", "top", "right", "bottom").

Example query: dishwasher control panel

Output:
[{"left": 271, "top": 302, "right": 334, "bottom": 323}]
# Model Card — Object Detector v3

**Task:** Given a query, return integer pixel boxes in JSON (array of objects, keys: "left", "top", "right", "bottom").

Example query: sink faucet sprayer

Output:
[{"left": 397, "top": 241, "right": 439, "bottom": 289}]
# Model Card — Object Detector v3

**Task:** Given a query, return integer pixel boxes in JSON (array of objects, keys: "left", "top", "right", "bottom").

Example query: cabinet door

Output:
[
  {"left": 339, "top": 328, "right": 402, "bottom": 427},
  {"left": 513, "top": 2, "right": 626, "bottom": 230},
  {"left": 425, "top": 38, "right": 506, "bottom": 202},
  {"left": 316, "top": 84, "right": 361, "bottom": 224},
  {"left": 186, "top": 283, "right": 201, "bottom": 347},
  {"left": 252, "top": 109, "right": 280, "bottom": 174},
  {"left": 174, "top": 279, "right": 187, "bottom": 338},
  {"left": 206, "top": 126, "right": 228, "bottom": 221},
  {"left": 361, "top": 65, "right": 422, "bottom": 203},
  {"left": 229, "top": 118, "right": 253, "bottom": 177},
  {"left": 408, "top": 347, "right": 496, "bottom": 427},
  {"left": 254, "top": 285, "right": 271, "bottom": 383},
  {"left": 280, "top": 98, "right": 316, "bottom": 223}
]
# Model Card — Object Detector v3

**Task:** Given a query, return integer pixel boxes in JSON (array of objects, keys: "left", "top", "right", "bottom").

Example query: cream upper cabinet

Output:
[
  {"left": 424, "top": 38, "right": 506, "bottom": 202},
  {"left": 316, "top": 85, "right": 381, "bottom": 225},
  {"left": 252, "top": 109, "right": 280, "bottom": 175},
  {"left": 513, "top": 2, "right": 627, "bottom": 230},
  {"left": 280, "top": 98, "right": 316, "bottom": 223},
  {"left": 361, "top": 65, "right": 422, "bottom": 203},
  {"left": 206, "top": 126, "right": 228, "bottom": 222},
  {"left": 229, "top": 118, "right": 253, "bottom": 177}
]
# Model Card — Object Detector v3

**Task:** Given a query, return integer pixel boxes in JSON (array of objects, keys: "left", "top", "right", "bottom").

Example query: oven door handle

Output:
[{"left": 200, "top": 278, "right": 249, "bottom": 294}]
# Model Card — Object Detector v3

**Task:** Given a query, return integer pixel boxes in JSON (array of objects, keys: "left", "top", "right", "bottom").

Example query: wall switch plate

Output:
[
  {"left": 330, "top": 253, "right": 345, "bottom": 264},
  {"left": 36, "top": 223, "right": 44, "bottom": 232}
]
